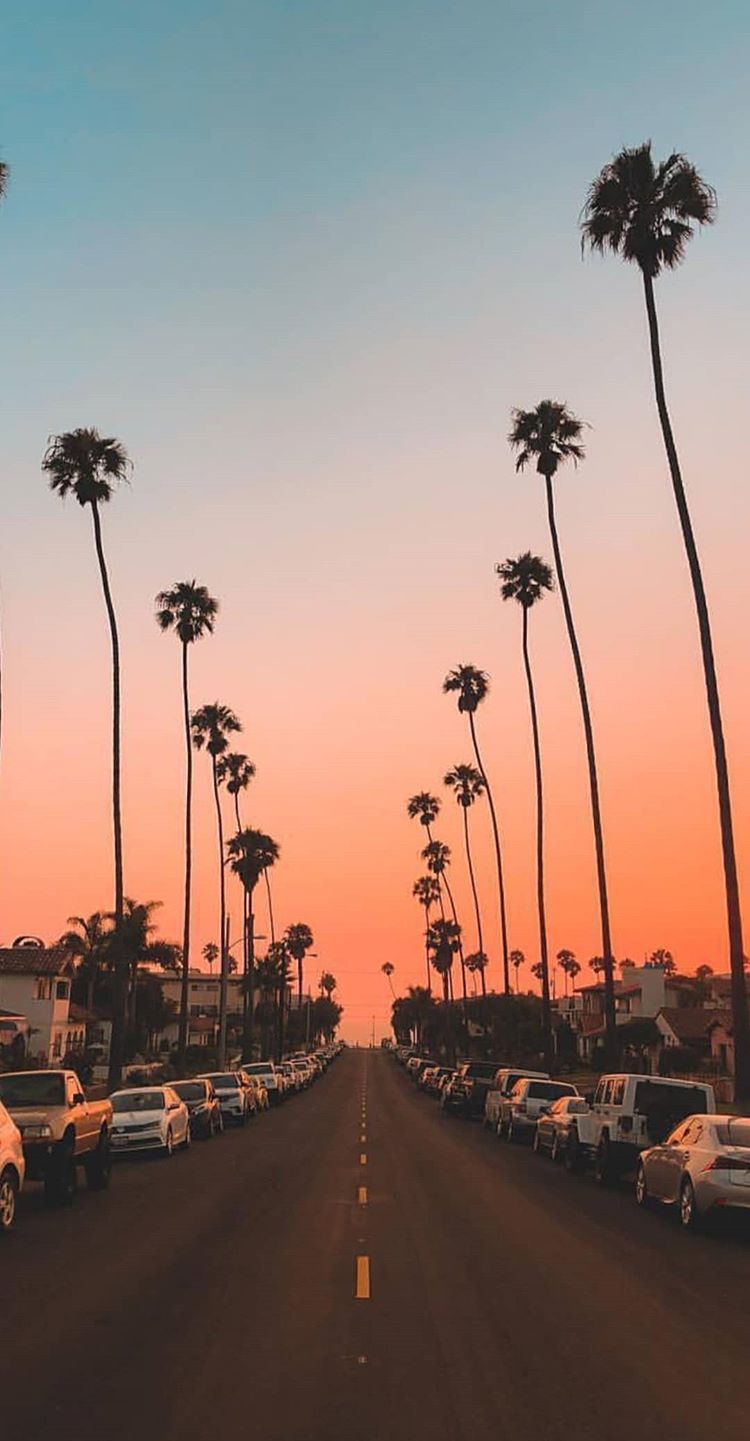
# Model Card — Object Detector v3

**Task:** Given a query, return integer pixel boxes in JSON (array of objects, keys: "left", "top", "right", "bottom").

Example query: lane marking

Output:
[
  {"left": 360, "top": 1152, "right": 367, "bottom": 1165},
  {"left": 358, "top": 1186, "right": 368, "bottom": 1204},
  {"left": 355, "top": 1255, "right": 371, "bottom": 1299},
  {"left": 360, "top": 1134, "right": 366, "bottom": 1143}
]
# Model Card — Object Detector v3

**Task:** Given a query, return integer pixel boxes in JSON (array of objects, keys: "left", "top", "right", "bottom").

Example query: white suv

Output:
[
  {"left": 566, "top": 1073, "right": 716, "bottom": 1183},
  {"left": 498, "top": 1078, "right": 580, "bottom": 1143},
  {"left": 483, "top": 1067, "right": 549, "bottom": 1132},
  {"left": 0, "top": 1099, "right": 25, "bottom": 1235}
]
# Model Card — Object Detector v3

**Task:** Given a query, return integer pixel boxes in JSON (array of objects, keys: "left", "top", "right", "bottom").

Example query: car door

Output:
[
  {"left": 538, "top": 1098, "right": 561, "bottom": 1147},
  {"left": 661, "top": 1119, "right": 699, "bottom": 1202},
  {"left": 646, "top": 1121, "right": 690, "bottom": 1200}
]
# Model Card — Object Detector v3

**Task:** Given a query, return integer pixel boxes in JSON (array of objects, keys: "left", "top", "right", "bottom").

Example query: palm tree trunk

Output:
[
  {"left": 243, "top": 900, "right": 256, "bottom": 1060},
  {"left": 467, "top": 712, "right": 510, "bottom": 993},
  {"left": 424, "top": 823, "right": 446, "bottom": 923},
  {"left": 423, "top": 903, "right": 432, "bottom": 994},
  {"left": 544, "top": 475, "right": 617, "bottom": 1067},
  {"left": 462, "top": 805, "right": 485, "bottom": 959},
  {"left": 264, "top": 870, "right": 276, "bottom": 945},
  {"left": 521, "top": 606, "right": 552, "bottom": 1071},
  {"left": 440, "top": 871, "right": 468, "bottom": 1022},
  {"left": 178, "top": 641, "right": 192, "bottom": 1066},
  {"left": 212, "top": 757, "right": 228, "bottom": 1065},
  {"left": 232, "top": 792, "right": 251, "bottom": 1052},
  {"left": 642, "top": 271, "right": 750, "bottom": 1100},
  {"left": 90, "top": 501, "right": 126, "bottom": 1092}
]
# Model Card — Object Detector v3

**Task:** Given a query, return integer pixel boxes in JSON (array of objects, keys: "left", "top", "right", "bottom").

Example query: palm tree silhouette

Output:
[
  {"left": 421, "top": 839, "right": 467, "bottom": 1012},
  {"left": 43, "top": 427, "right": 131, "bottom": 1088},
  {"left": 59, "top": 912, "right": 109, "bottom": 1013},
  {"left": 216, "top": 750, "right": 256, "bottom": 1032},
  {"left": 582, "top": 142, "right": 750, "bottom": 1100},
  {"left": 412, "top": 875, "right": 440, "bottom": 992},
  {"left": 464, "top": 951, "right": 488, "bottom": 999},
  {"left": 381, "top": 962, "right": 396, "bottom": 998},
  {"left": 285, "top": 922, "right": 314, "bottom": 1011},
  {"left": 407, "top": 794, "right": 446, "bottom": 920},
  {"left": 155, "top": 581, "right": 218, "bottom": 1063},
  {"left": 509, "top": 401, "right": 617, "bottom": 1067},
  {"left": 227, "top": 827, "right": 280, "bottom": 1058},
  {"left": 497, "top": 553, "right": 554, "bottom": 1068},
  {"left": 0, "top": 159, "right": 8, "bottom": 773},
  {"left": 443, "top": 666, "right": 510, "bottom": 994},
  {"left": 510, "top": 948, "right": 525, "bottom": 992},
  {"left": 191, "top": 702, "right": 241, "bottom": 1064},
  {"left": 444, "top": 763, "right": 487, "bottom": 986},
  {"left": 319, "top": 971, "right": 337, "bottom": 999},
  {"left": 557, "top": 948, "right": 581, "bottom": 996}
]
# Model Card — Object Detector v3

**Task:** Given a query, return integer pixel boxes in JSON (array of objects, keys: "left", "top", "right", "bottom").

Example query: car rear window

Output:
[
  {"left": 206, "top": 1074, "right": 239, "bottom": 1088},
  {"left": 172, "top": 1082, "right": 205, "bottom": 1101},
  {"left": 528, "top": 1082, "right": 576, "bottom": 1100},
  {"left": 464, "top": 1062, "right": 497, "bottom": 1079},
  {"left": 716, "top": 1119, "right": 750, "bottom": 1148}
]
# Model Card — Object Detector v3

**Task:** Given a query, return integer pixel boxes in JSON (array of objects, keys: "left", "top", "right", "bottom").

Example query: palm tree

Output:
[
  {"left": 319, "top": 971, "right": 337, "bottom": 999},
  {"left": 407, "top": 794, "right": 446, "bottom": 919},
  {"left": 43, "top": 427, "right": 131, "bottom": 1089},
  {"left": 650, "top": 947, "right": 676, "bottom": 976},
  {"left": 381, "top": 962, "right": 396, "bottom": 998},
  {"left": 509, "top": 402, "right": 618, "bottom": 1067},
  {"left": 285, "top": 922, "right": 314, "bottom": 1010},
  {"left": 464, "top": 950, "right": 488, "bottom": 998},
  {"left": 582, "top": 142, "right": 750, "bottom": 1099},
  {"left": 444, "top": 763, "right": 487, "bottom": 982},
  {"left": 202, "top": 941, "right": 219, "bottom": 976},
  {"left": 510, "top": 948, "right": 525, "bottom": 992},
  {"left": 497, "top": 553, "right": 554, "bottom": 1068},
  {"left": 155, "top": 581, "right": 218, "bottom": 1064},
  {"left": 443, "top": 666, "right": 510, "bottom": 993},
  {"left": 108, "top": 897, "right": 178, "bottom": 1030},
  {"left": 58, "top": 912, "right": 110, "bottom": 1013},
  {"left": 0, "top": 158, "right": 8, "bottom": 775},
  {"left": 426, "top": 918, "right": 461, "bottom": 1009},
  {"left": 191, "top": 702, "right": 242, "bottom": 1064},
  {"left": 557, "top": 948, "right": 581, "bottom": 996},
  {"left": 226, "top": 827, "right": 280, "bottom": 1059},
  {"left": 216, "top": 751, "right": 256, "bottom": 1028},
  {"left": 412, "top": 875, "right": 440, "bottom": 992},
  {"left": 421, "top": 839, "right": 467, "bottom": 1009}
]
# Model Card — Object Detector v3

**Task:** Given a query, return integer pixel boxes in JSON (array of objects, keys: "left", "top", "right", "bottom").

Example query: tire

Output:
[
  {"left": 0, "top": 1167, "right": 19, "bottom": 1234},
  {"left": 45, "top": 1143, "right": 77, "bottom": 1207},
  {"left": 533, "top": 1127, "right": 542, "bottom": 1155},
  {"left": 679, "top": 1177, "right": 701, "bottom": 1231},
  {"left": 635, "top": 1162, "right": 652, "bottom": 1209},
  {"left": 508, "top": 1119, "right": 518, "bottom": 1144},
  {"left": 564, "top": 1132, "right": 582, "bottom": 1174},
  {"left": 183, "top": 1125, "right": 192, "bottom": 1150},
  {"left": 162, "top": 1127, "right": 174, "bottom": 1159},
  {"left": 551, "top": 1132, "right": 561, "bottom": 1164},
  {"left": 84, "top": 1130, "right": 112, "bottom": 1191},
  {"left": 594, "top": 1136, "right": 614, "bottom": 1187}
]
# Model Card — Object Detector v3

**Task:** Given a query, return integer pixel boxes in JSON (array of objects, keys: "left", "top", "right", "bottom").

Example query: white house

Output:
[{"left": 0, "top": 947, "right": 79, "bottom": 1062}]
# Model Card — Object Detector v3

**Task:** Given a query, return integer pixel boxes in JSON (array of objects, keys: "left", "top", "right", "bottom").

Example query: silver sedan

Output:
[
  {"left": 635, "top": 1114, "right": 750, "bottom": 1229},
  {"left": 533, "top": 1095, "right": 590, "bottom": 1160}
]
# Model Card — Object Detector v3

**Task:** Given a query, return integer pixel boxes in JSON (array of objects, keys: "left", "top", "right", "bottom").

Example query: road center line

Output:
[
  {"left": 360, "top": 1152, "right": 367, "bottom": 1165},
  {"left": 355, "top": 1255, "right": 371, "bottom": 1299},
  {"left": 358, "top": 1185, "right": 368, "bottom": 1204}
]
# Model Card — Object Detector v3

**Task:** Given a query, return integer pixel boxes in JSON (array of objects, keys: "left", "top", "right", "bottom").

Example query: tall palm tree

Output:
[
  {"left": 58, "top": 912, "right": 110, "bottom": 1013},
  {"left": 582, "top": 141, "right": 750, "bottom": 1100},
  {"left": 510, "top": 948, "right": 525, "bottom": 992},
  {"left": 285, "top": 922, "right": 314, "bottom": 1010},
  {"left": 216, "top": 751, "right": 256, "bottom": 1031},
  {"left": 421, "top": 839, "right": 467, "bottom": 1011},
  {"left": 407, "top": 794, "right": 446, "bottom": 919},
  {"left": 43, "top": 427, "right": 131, "bottom": 1089},
  {"left": 155, "top": 581, "right": 218, "bottom": 1064},
  {"left": 0, "top": 158, "right": 8, "bottom": 776},
  {"left": 444, "top": 763, "right": 487, "bottom": 975},
  {"left": 412, "top": 875, "right": 440, "bottom": 991},
  {"left": 509, "top": 402, "right": 618, "bottom": 1067},
  {"left": 319, "top": 971, "right": 337, "bottom": 999},
  {"left": 557, "top": 948, "right": 581, "bottom": 996},
  {"left": 191, "top": 702, "right": 242, "bottom": 1064},
  {"left": 497, "top": 553, "right": 554, "bottom": 1069},
  {"left": 464, "top": 951, "right": 488, "bottom": 999},
  {"left": 381, "top": 962, "right": 396, "bottom": 998},
  {"left": 226, "top": 827, "right": 280, "bottom": 1059},
  {"left": 443, "top": 666, "right": 510, "bottom": 993}
]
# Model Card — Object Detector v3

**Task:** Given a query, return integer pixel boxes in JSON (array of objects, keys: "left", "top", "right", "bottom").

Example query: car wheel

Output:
[
  {"left": 84, "top": 1130, "right": 112, "bottom": 1191},
  {"left": 0, "top": 1167, "right": 18, "bottom": 1234},
  {"left": 564, "top": 1132, "right": 582, "bottom": 1174},
  {"left": 679, "top": 1177, "right": 701, "bottom": 1231},
  {"left": 551, "top": 1132, "right": 561, "bottom": 1163},
  {"left": 594, "top": 1136, "right": 614, "bottom": 1186},
  {"left": 496, "top": 1118, "right": 505, "bottom": 1140},
  {"left": 45, "top": 1145, "right": 77, "bottom": 1206},
  {"left": 163, "top": 1127, "right": 174, "bottom": 1159},
  {"left": 635, "top": 1162, "right": 652, "bottom": 1209},
  {"left": 533, "top": 1127, "right": 542, "bottom": 1155},
  {"left": 183, "top": 1124, "right": 192, "bottom": 1150}
]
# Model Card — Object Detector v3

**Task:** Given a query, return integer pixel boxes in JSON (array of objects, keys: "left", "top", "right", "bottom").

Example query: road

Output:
[{"left": 3, "top": 1049, "right": 749, "bottom": 1441}]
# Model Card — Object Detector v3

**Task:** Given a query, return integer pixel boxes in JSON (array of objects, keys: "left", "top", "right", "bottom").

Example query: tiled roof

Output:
[
  {"left": 657, "top": 1007, "right": 730, "bottom": 1041},
  {"left": 0, "top": 947, "right": 71, "bottom": 976}
]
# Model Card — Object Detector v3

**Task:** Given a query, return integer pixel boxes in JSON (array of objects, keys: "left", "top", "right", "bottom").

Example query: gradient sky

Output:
[{"left": 1, "top": 1, "right": 749, "bottom": 1041}]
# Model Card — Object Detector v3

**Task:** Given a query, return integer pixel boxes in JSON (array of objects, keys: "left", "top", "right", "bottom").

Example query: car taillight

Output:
[{"left": 702, "top": 1155, "right": 750, "bottom": 1172}]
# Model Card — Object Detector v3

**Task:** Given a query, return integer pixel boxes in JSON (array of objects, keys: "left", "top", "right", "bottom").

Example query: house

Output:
[
  {"left": 707, "top": 1013, "right": 737, "bottom": 1078},
  {"left": 151, "top": 969, "right": 245, "bottom": 1050},
  {"left": 571, "top": 964, "right": 703, "bottom": 1063},
  {"left": 653, "top": 1006, "right": 725, "bottom": 1065},
  {"left": 0, "top": 947, "right": 80, "bottom": 1062}
]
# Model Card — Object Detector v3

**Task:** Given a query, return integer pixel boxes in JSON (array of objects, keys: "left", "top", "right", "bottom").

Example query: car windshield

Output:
[
  {"left": 112, "top": 1091, "right": 165, "bottom": 1113},
  {"left": 206, "top": 1074, "right": 239, "bottom": 1088},
  {"left": 464, "top": 1062, "right": 496, "bottom": 1079},
  {"left": 528, "top": 1082, "right": 577, "bottom": 1100},
  {"left": 0, "top": 1073, "right": 65, "bottom": 1108},
  {"left": 715, "top": 1119, "right": 750, "bottom": 1148},
  {"left": 171, "top": 1082, "right": 205, "bottom": 1102},
  {"left": 243, "top": 1064, "right": 273, "bottom": 1075}
]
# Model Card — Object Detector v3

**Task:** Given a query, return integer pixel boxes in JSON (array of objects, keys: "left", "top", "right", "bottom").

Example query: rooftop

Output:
[{"left": 0, "top": 947, "right": 72, "bottom": 977}]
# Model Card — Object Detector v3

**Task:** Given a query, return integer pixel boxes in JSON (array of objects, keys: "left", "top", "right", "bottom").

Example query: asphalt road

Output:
[{"left": 3, "top": 1050, "right": 749, "bottom": 1441}]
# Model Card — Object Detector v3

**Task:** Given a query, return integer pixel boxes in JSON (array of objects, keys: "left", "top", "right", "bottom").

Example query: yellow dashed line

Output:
[
  {"left": 360, "top": 1152, "right": 367, "bottom": 1165},
  {"left": 356, "top": 1255, "right": 371, "bottom": 1299},
  {"left": 358, "top": 1185, "right": 368, "bottom": 1204}
]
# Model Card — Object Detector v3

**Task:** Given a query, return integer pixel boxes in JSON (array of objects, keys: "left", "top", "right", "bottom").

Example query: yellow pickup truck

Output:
[{"left": 0, "top": 1069, "right": 112, "bottom": 1205}]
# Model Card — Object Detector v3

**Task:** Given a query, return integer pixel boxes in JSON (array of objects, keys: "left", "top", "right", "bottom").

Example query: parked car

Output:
[
  {"left": 498, "top": 1078, "right": 580, "bottom": 1142},
  {"left": 277, "top": 1062, "right": 302, "bottom": 1093},
  {"left": 0, "top": 1098, "right": 25, "bottom": 1234},
  {"left": 483, "top": 1067, "right": 549, "bottom": 1131},
  {"left": 171, "top": 1078, "right": 223, "bottom": 1138},
  {"left": 199, "top": 1072, "right": 254, "bottom": 1125},
  {"left": 241, "top": 1061, "right": 283, "bottom": 1105},
  {"left": 0, "top": 1068, "right": 112, "bottom": 1205},
  {"left": 424, "top": 1066, "right": 454, "bottom": 1097},
  {"left": 533, "top": 1095, "right": 591, "bottom": 1160},
  {"left": 243, "top": 1074, "right": 269, "bottom": 1111},
  {"left": 635, "top": 1114, "right": 750, "bottom": 1229},
  {"left": 441, "top": 1061, "right": 499, "bottom": 1118},
  {"left": 565, "top": 1074, "right": 716, "bottom": 1183},
  {"left": 111, "top": 1086, "right": 191, "bottom": 1157}
]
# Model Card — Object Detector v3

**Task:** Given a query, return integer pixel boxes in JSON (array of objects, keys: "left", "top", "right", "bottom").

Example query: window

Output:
[
  {"left": 35, "top": 977, "right": 52, "bottom": 1001},
  {"left": 612, "top": 1079, "right": 626, "bottom": 1106},
  {"left": 56, "top": 980, "right": 69, "bottom": 1000}
]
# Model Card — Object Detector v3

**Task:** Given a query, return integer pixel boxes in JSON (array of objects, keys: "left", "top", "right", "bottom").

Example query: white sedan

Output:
[
  {"left": 635, "top": 1114, "right": 750, "bottom": 1229},
  {"left": 110, "top": 1086, "right": 191, "bottom": 1158}
]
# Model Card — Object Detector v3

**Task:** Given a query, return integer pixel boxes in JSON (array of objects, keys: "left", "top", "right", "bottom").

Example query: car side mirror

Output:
[
  {"left": 584, "top": 1091, "right": 594, "bottom": 1106},
  {"left": 73, "top": 1093, "right": 85, "bottom": 1105}
]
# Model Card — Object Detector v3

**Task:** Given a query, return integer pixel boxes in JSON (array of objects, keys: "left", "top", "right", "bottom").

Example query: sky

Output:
[{"left": 1, "top": 1, "right": 749, "bottom": 1042}]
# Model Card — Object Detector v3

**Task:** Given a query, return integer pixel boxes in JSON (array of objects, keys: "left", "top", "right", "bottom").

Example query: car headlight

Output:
[{"left": 23, "top": 1123, "right": 53, "bottom": 1140}]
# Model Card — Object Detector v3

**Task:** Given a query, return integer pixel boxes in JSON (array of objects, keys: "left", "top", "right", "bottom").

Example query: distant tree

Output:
[
  {"left": 695, "top": 964, "right": 714, "bottom": 981},
  {"left": 284, "top": 923, "right": 315, "bottom": 1010},
  {"left": 202, "top": 941, "right": 219, "bottom": 975},
  {"left": 412, "top": 875, "right": 441, "bottom": 992},
  {"left": 443, "top": 665, "right": 510, "bottom": 992},
  {"left": 421, "top": 839, "right": 467, "bottom": 1011},
  {"left": 582, "top": 141, "right": 749, "bottom": 1102},
  {"left": 444, "top": 763, "right": 487, "bottom": 991},
  {"left": 59, "top": 912, "right": 110, "bottom": 1013},
  {"left": 381, "top": 962, "right": 396, "bottom": 998},
  {"left": 43, "top": 427, "right": 132, "bottom": 1089},
  {"left": 590, "top": 956, "right": 605, "bottom": 976},
  {"left": 191, "top": 702, "right": 242, "bottom": 1063},
  {"left": 155, "top": 580, "right": 218, "bottom": 1064},
  {"left": 510, "top": 949, "right": 525, "bottom": 991},
  {"left": 649, "top": 948, "right": 676, "bottom": 976},
  {"left": 557, "top": 949, "right": 581, "bottom": 996},
  {"left": 407, "top": 794, "right": 446, "bottom": 920},
  {"left": 227, "top": 827, "right": 280, "bottom": 1059},
  {"left": 620, "top": 957, "right": 636, "bottom": 972},
  {"left": 464, "top": 951, "right": 489, "bottom": 999}
]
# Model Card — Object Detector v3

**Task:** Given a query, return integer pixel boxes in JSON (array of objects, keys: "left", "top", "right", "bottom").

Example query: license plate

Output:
[{"left": 111, "top": 1135, "right": 129, "bottom": 1147}]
